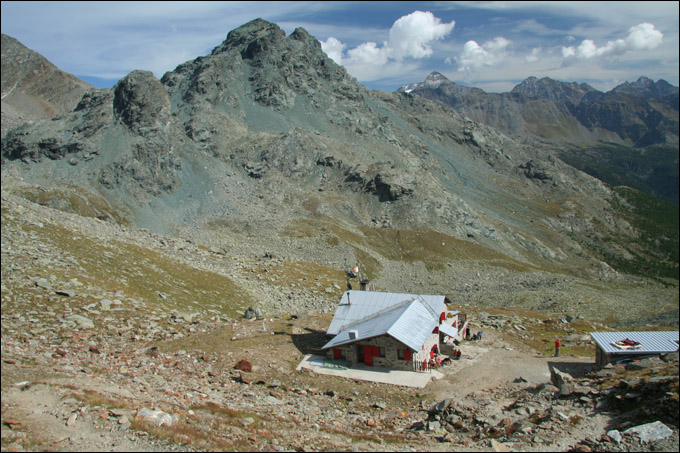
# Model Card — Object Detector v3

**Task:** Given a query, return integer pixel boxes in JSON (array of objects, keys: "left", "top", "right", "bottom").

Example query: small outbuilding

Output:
[
  {"left": 590, "top": 331, "right": 679, "bottom": 367},
  {"left": 322, "top": 290, "right": 466, "bottom": 372}
]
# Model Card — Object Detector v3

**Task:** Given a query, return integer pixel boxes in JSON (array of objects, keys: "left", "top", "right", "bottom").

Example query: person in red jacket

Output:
[{"left": 555, "top": 339, "right": 561, "bottom": 357}]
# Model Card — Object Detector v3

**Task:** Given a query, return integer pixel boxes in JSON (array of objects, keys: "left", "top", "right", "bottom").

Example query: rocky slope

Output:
[
  {"left": 1, "top": 189, "right": 678, "bottom": 452},
  {"left": 1, "top": 33, "right": 95, "bottom": 137}
]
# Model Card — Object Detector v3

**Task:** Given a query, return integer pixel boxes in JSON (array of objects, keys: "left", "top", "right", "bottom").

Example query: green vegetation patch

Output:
[
  {"left": 559, "top": 144, "right": 679, "bottom": 205},
  {"left": 248, "top": 258, "right": 347, "bottom": 298},
  {"left": 284, "top": 218, "right": 535, "bottom": 278},
  {"left": 601, "top": 186, "right": 678, "bottom": 282},
  {"left": 14, "top": 218, "right": 251, "bottom": 318},
  {"left": 17, "top": 185, "right": 130, "bottom": 225}
]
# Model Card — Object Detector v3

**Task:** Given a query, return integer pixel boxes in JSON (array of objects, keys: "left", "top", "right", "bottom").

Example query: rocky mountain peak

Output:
[
  {"left": 163, "top": 16, "right": 357, "bottom": 113},
  {"left": 511, "top": 76, "right": 597, "bottom": 104},
  {"left": 113, "top": 70, "right": 171, "bottom": 133},
  {"left": 212, "top": 18, "right": 286, "bottom": 59},
  {"left": 611, "top": 76, "right": 680, "bottom": 99},
  {"left": 398, "top": 71, "right": 482, "bottom": 98},
  {"left": 1, "top": 33, "right": 94, "bottom": 136},
  {"left": 423, "top": 71, "right": 449, "bottom": 87}
]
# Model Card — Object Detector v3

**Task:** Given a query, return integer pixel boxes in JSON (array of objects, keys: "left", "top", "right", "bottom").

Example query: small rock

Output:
[
  {"left": 69, "top": 315, "right": 94, "bottom": 329},
  {"left": 490, "top": 439, "right": 513, "bottom": 452},
  {"left": 625, "top": 359, "right": 654, "bottom": 371},
  {"left": 66, "top": 413, "right": 77, "bottom": 426},
  {"left": 136, "top": 408, "right": 177, "bottom": 427},
  {"left": 35, "top": 279, "right": 52, "bottom": 289},
  {"left": 242, "top": 417, "right": 255, "bottom": 426},
  {"left": 235, "top": 359, "right": 253, "bottom": 372},
  {"left": 624, "top": 421, "right": 673, "bottom": 443},
  {"left": 12, "top": 381, "right": 31, "bottom": 390},
  {"left": 607, "top": 429, "right": 622, "bottom": 444}
]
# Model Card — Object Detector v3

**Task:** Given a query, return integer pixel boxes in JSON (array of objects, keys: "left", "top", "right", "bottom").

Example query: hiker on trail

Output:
[
  {"left": 466, "top": 327, "right": 471, "bottom": 340},
  {"left": 555, "top": 339, "right": 561, "bottom": 357},
  {"left": 477, "top": 330, "right": 482, "bottom": 340}
]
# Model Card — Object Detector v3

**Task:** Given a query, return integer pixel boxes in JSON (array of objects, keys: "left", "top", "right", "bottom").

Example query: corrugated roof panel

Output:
[
  {"left": 439, "top": 323, "right": 458, "bottom": 339},
  {"left": 323, "top": 298, "right": 439, "bottom": 351},
  {"left": 590, "top": 331, "right": 679, "bottom": 354},
  {"left": 326, "top": 291, "right": 445, "bottom": 336},
  {"left": 387, "top": 301, "right": 438, "bottom": 351},
  {"left": 322, "top": 302, "right": 411, "bottom": 349}
]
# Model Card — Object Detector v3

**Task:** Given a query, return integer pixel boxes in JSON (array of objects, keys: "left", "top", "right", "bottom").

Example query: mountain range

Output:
[
  {"left": 400, "top": 72, "right": 679, "bottom": 205},
  {"left": 399, "top": 71, "right": 678, "bottom": 148},
  {"left": 1, "top": 19, "right": 678, "bottom": 322}
]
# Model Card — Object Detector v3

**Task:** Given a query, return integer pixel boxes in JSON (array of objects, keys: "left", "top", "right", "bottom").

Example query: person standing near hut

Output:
[{"left": 554, "top": 339, "right": 561, "bottom": 357}]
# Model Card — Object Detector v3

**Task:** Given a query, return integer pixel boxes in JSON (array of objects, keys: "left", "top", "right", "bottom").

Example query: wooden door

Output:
[{"left": 364, "top": 345, "right": 373, "bottom": 366}]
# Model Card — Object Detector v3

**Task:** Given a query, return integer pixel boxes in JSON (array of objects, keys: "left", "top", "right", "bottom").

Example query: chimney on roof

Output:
[{"left": 360, "top": 279, "right": 370, "bottom": 291}]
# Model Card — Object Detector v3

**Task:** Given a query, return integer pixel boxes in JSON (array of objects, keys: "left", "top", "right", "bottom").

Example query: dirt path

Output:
[{"left": 430, "top": 328, "right": 558, "bottom": 398}]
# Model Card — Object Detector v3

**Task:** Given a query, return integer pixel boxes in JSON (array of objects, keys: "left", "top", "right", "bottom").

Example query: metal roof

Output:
[
  {"left": 590, "top": 331, "right": 679, "bottom": 355},
  {"left": 323, "top": 292, "right": 446, "bottom": 351},
  {"left": 439, "top": 323, "right": 458, "bottom": 339},
  {"left": 326, "top": 291, "right": 447, "bottom": 336}
]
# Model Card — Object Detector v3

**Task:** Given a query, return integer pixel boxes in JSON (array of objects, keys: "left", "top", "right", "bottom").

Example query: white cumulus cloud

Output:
[
  {"left": 562, "top": 22, "right": 663, "bottom": 60},
  {"left": 388, "top": 10, "right": 455, "bottom": 60},
  {"left": 320, "top": 10, "right": 454, "bottom": 82},
  {"left": 625, "top": 22, "right": 664, "bottom": 50},
  {"left": 456, "top": 37, "right": 512, "bottom": 74},
  {"left": 320, "top": 37, "right": 345, "bottom": 65}
]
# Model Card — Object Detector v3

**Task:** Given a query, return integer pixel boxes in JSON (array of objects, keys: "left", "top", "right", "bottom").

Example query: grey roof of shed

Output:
[
  {"left": 326, "top": 291, "right": 447, "bottom": 336},
  {"left": 590, "top": 331, "right": 679, "bottom": 355},
  {"left": 439, "top": 323, "right": 458, "bottom": 339},
  {"left": 322, "top": 291, "right": 448, "bottom": 351}
]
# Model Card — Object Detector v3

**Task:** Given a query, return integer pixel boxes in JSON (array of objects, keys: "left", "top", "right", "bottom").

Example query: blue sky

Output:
[{"left": 2, "top": 1, "right": 678, "bottom": 93}]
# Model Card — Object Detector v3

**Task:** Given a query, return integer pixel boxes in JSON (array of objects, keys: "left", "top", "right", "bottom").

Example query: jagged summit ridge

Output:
[
  {"left": 611, "top": 76, "right": 679, "bottom": 98},
  {"left": 163, "top": 18, "right": 360, "bottom": 114},
  {"left": 510, "top": 76, "right": 597, "bottom": 104}
]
